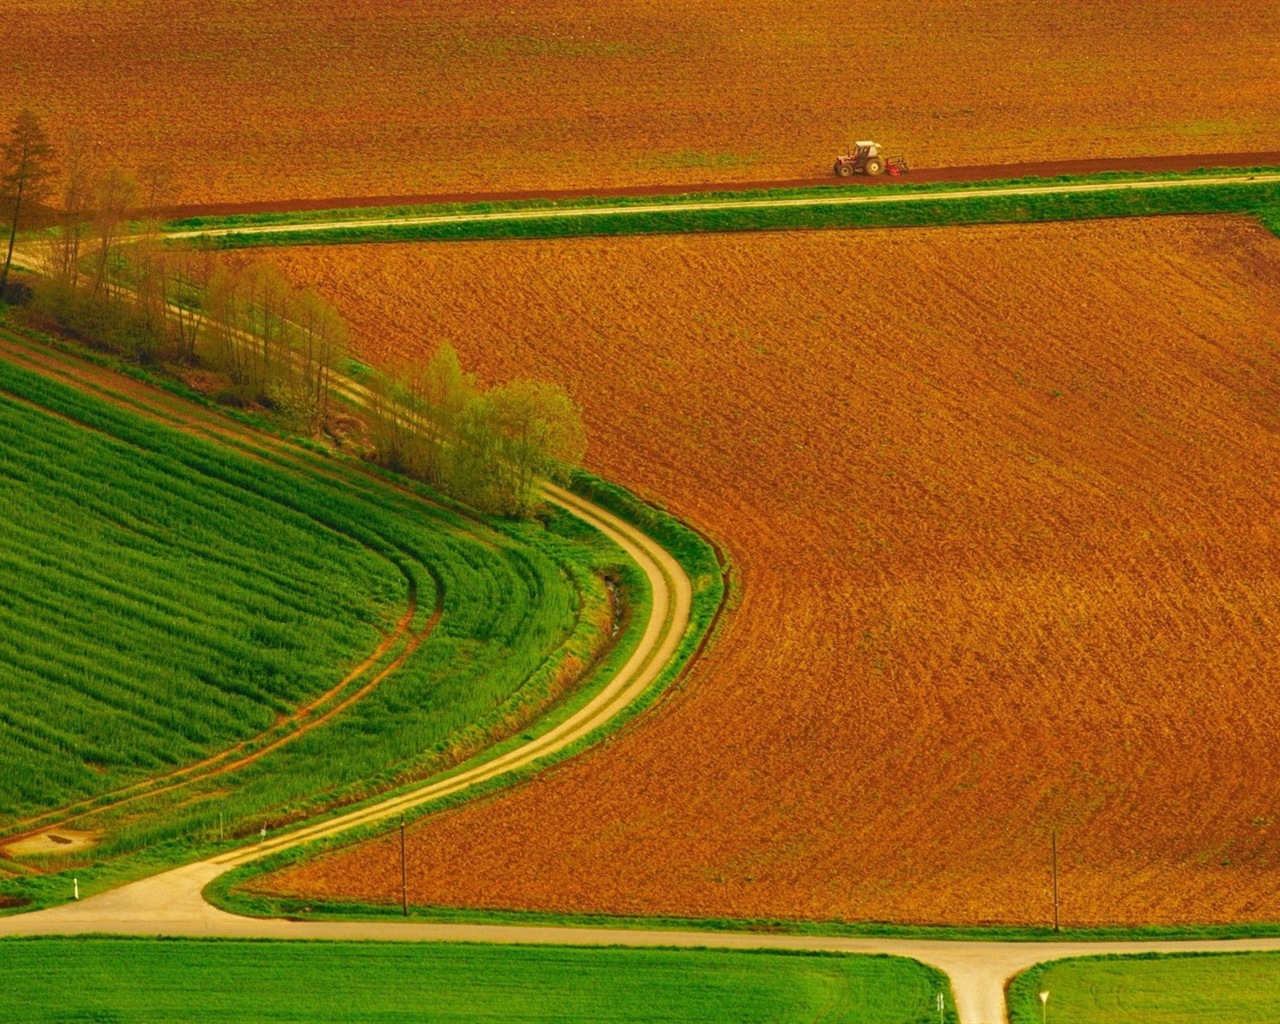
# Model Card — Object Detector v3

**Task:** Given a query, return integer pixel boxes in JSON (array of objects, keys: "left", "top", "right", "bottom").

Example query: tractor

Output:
[{"left": 833, "top": 141, "right": 910, "bottom": 177}]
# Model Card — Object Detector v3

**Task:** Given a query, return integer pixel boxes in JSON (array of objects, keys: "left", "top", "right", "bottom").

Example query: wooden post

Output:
[
  {"left": 400, "top": 815, "right": 409, "bottom": 918},
  {"left": 1052, "top": 830, "right": 1060, "bottom": 933}
]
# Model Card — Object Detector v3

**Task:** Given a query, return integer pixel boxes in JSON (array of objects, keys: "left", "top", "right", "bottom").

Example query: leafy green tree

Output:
[{"left": 486, "top": 379, "right": 587, "bottom": 515}]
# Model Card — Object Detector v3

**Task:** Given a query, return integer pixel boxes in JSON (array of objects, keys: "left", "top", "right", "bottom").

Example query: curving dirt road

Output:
[{"left": 205, "top": 480, "right": 693, "bottom": 869}]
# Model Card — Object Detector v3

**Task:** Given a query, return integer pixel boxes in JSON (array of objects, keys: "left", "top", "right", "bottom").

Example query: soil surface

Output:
[
  {"left": 3, "top": 830, "right": 100, "bottom": 858},
  {"left": 153, "top": 152, "right": 1280, "bottom": 219},
  {"left": 8, "top": 0, "right": 1279, "bottom": 205},
  {"left": 259, "top": 216, "right": 1280, "bottom": 929}
]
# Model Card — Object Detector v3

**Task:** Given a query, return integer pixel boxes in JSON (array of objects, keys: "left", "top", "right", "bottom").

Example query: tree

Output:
[
  {"left": 167, "top": 244, "right": 214, "bottom": 364},
  {"left": 132, "top": 163, "right": 175, "bottom": 350},
  {"left": 486, "top": 380, "right": 587, "bottom": 515},
  {"left": 417, "top": 343, "right": 476, "bottom": 484},
  {"left": 89, "top": 165, "right": 136, "bottom": 300},
  {"left": 46, "top": 128, "right": 94, "bottom": 290},
  {"left": 206, "top": 261, "right": 251, "bottom": 391},
  {"left": 364, "top": 362, "right": 415, "bottom": 471},
  {"left": 0, "top": 109, "right": 57, "bottom": 294},
  {"left": 284, "top": 287, "right": 347, "bottom": 430},
  {"left": 244, "top": 261, "right": 291, "bottom": 396}
]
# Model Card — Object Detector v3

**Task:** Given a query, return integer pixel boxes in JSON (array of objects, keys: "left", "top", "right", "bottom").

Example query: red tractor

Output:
[{"left": 833, "top": 141, "right": 910, "bottom": 177}]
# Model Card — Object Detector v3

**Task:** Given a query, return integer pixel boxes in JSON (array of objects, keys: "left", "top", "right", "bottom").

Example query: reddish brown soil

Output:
[
  {"left": 7, "top": 1, "right": 1280, "bottom": 206},
  {"left": 152, "top": 152, "right": 1280, "bottom": 220},
  {"left": 257, "top": 217, "right": 1280, "bottom": 926}
]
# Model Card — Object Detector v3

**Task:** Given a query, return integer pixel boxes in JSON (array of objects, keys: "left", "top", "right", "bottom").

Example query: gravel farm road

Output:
[{"left": 10, "top": 161, "right": 1280, "bottom": 1022}]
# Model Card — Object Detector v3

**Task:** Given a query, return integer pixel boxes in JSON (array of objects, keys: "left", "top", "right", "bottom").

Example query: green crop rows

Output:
[
  {"left": 0, "top": 345, "right": 632, "bottom": 903},
  {"left": 0, "top": 937, "right": 954, "bottom": 1024},
  {"left": 1009, "top": 951, "right": 1280, "bottom": 1023},
  {"left": 0, "top": 368, "right": 403, "bottom": 818}
]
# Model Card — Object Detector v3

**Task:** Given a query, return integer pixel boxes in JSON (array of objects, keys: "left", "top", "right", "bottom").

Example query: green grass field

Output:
[
  {"left": 1009, "top": 951, "right": 1280, "bottom": 1023},
  {"left": 0, "top": 938, "right": 953, "bottom": 1024},
  {"left": 0, "top": 361, "right": 405, "bottom": 818},
  {"left": 0, "top": 341, "right": 636, "bottom": 901}
]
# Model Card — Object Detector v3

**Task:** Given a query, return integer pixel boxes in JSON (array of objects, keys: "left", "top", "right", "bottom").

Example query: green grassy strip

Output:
[
  {"left": 162, "top": 164, "right": 1280, "bottom": 231},
  {"left": 1008, "top": 951, "right": 1280, "bottom": 1023},
  {"left": 176, "top": 175, "right": 1280, "bottom": 251},
  {"left": 202, "top": 885, "right": 1280, "bottom": 945},
  {"left": 0, "top": 937, "right": 954, "bottom": 1024}
]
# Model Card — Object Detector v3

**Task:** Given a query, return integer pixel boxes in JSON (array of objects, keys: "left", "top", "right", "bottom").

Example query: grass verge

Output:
[
  {"left": 0, "top": 936, "right": 955, "bottom": 1024},
  {"left": 162, "top": 164, "right": 1280, "bottom": 231},
  {"left": 1008, "top": 950, "right": 1280, "bottom": 1023},
  {"left": 160, "top": 168, "right": 1280, "bottom": 249}
]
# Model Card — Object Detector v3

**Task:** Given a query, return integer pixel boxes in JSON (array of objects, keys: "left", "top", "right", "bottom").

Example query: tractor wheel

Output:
[
  {"left": 835, "top": 161, "right": 853, "bottom": 178},
  {"left": 864, "top": 156, "right": 884, "bottom": 176}
]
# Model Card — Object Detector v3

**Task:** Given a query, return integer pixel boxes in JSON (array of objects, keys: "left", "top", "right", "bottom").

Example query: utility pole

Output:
[
  {"left": 400, "top": 814, "right": 409, "bottom": 918},
  {"left": 1051, "top": 830, "right": 1060, "bottom": 933}
]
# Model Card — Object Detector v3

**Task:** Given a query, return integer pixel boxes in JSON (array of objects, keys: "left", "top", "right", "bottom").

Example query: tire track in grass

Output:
[{"left": 0, "top": 594, "right": 436, "bottom": 845}]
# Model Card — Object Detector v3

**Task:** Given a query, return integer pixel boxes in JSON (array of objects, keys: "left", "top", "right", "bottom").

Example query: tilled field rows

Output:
[
  {"left": 6, "top": 0, "right": 1280, "bottom": 204},
  {"left": 260, "top": 216, "right": 1280, "bottom": 926}
]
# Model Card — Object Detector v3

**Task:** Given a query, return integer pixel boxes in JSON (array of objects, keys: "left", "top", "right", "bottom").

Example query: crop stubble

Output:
[
  {"left": 259, "top": 216, "right": 1280, "bottom": 925},
  {"left": 4, "top": 1, "right": 1279, "bottom": 206}
]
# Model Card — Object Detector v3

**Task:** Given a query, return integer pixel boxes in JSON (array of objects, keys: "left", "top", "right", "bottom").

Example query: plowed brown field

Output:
[
  {"left": 253, "top": 217, "right": 1280, "bottom": 927},
  {"left": 6, "top": 2, "right": 1280, "bottom": 206}
]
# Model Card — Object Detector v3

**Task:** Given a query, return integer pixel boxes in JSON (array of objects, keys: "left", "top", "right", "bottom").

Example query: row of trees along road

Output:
[
  {"left": 0, "top": 109, "right": 587, "bottom": 517},
  {"left": 366, "top": 344, "right": 587, "bottom": 517}
]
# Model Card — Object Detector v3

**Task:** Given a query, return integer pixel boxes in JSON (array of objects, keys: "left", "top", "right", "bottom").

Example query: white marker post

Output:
[
  {"left": 73, "top": 878, "right": 78, "bottom": 900},
  {"left": 1039, "top": 990, "right": 1049, "bottom": 1024},
  {"left": 260, "top": 824, "right": 267, "bottom": 845},
  {"left": 936, "top": 991, "right": 945, "bottom": 1022}
]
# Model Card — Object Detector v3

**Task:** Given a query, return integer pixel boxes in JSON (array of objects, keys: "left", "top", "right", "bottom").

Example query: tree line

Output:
[
  {"left": 0, "top": 109, "right": 587, "bottom": 517},
  {"left": 366, "top": 345, "right": 586, "bottom": 516}
]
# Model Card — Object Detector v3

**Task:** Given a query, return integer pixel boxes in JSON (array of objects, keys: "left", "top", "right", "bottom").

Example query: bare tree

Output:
[
  {"left": 46, "top": 128, "right": 94, "bottom": 289},
  {"left": 245, "top": 261, "right": 291, "bottom": 395},
  {"left": 1, "top": 109, "right": 57, "bottom": 294},
  {"left": 167, "top": 244, "right": 214, "bottom": 364},
  {"left": 206, "top": 261, "right": 250, "bottom": 390},
  {"left": 90, "top": 165, "right": 136, "bottom": 300},
  {"left": 138, "top": 162, "right": 173, "bottom": 230},
  {"left": 364, "top": 362, "right": 415, "bottom": 471},
  {"left": 133, "top": 162, "right": 175, "bottom": 349},
  {"left": 286, "top": 287, "right": 347, "bottom": 430}
]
